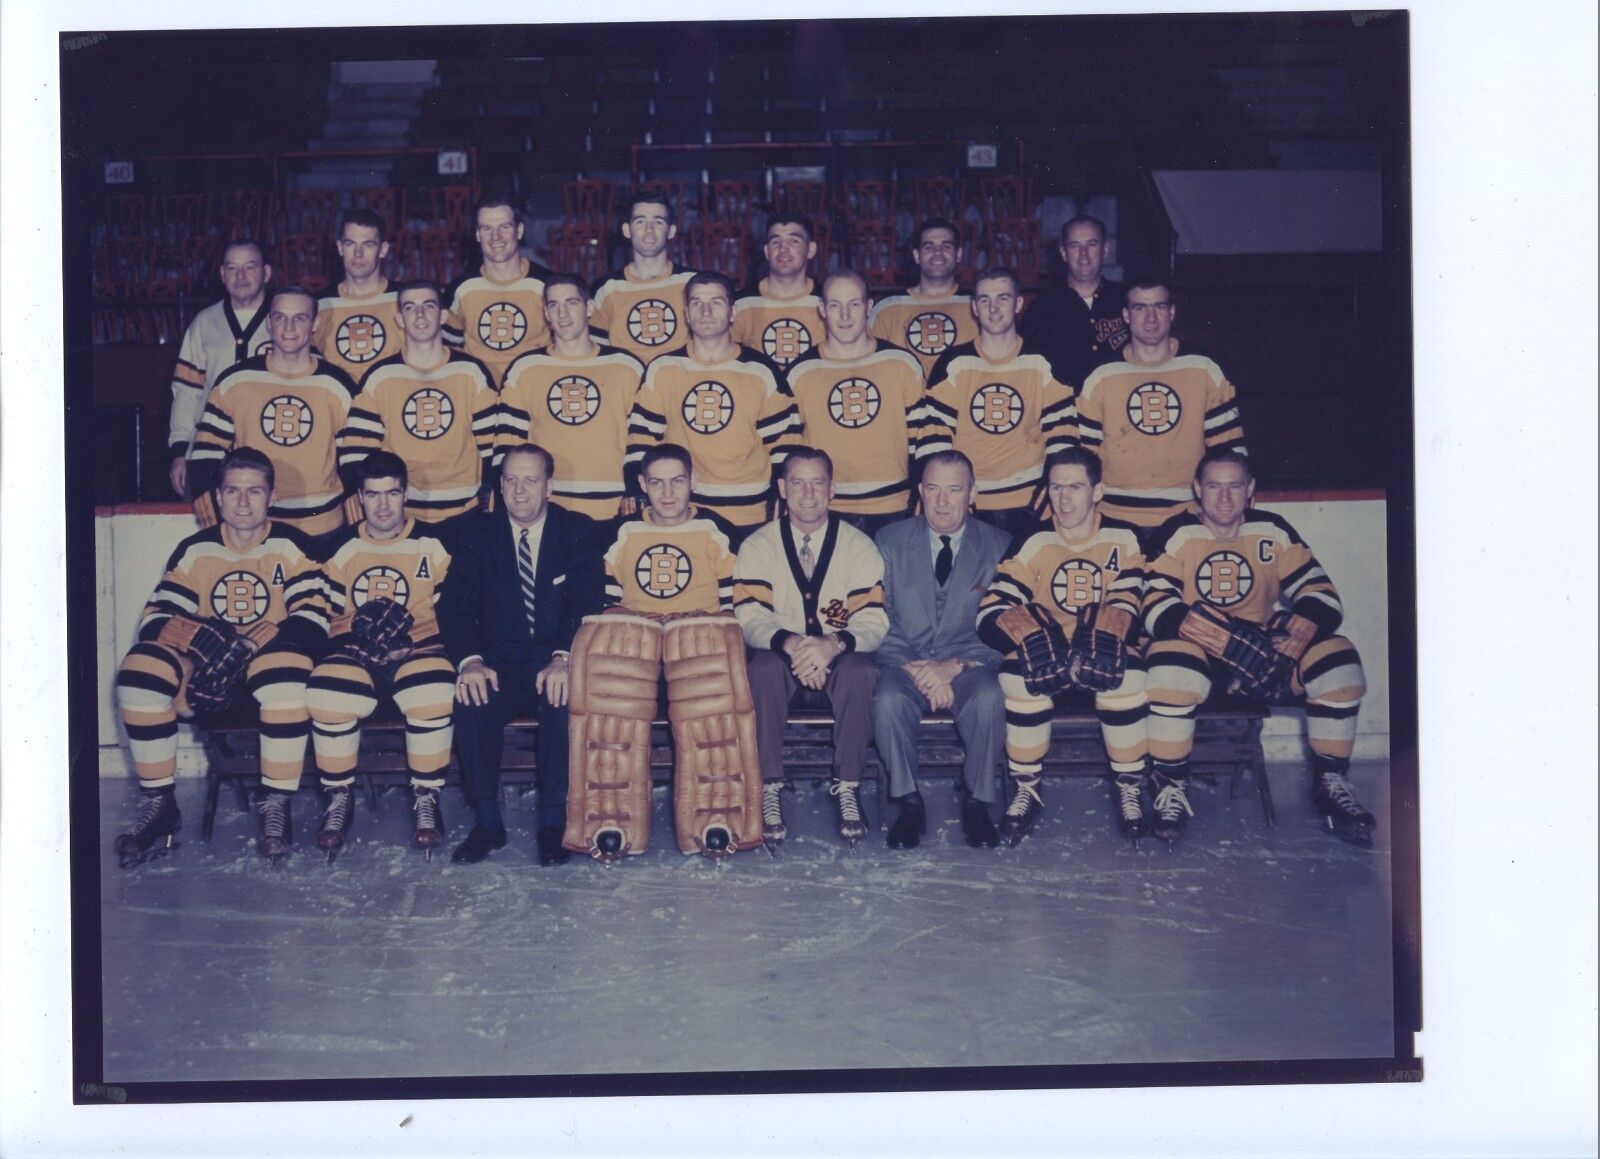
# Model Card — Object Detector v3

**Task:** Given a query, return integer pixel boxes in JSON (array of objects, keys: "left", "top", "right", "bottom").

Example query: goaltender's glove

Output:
[
  {"left": 1177, "top": 602, "right": 1294, "bottom": 701},
  {"left": 995, "top": 603, "right": 1077, "bottom": 697},
  {"left": 344, "top": 598, "right": 415, "bottom": 667},
  {"left": 1065, "top": 603, "right": 1134, "bottom": 692}
]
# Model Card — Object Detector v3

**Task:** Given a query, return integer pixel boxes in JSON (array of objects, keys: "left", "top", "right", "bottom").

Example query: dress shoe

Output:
[
  {"left": 536, "top": 825, "right": 572, "bottom": 866},
  {"left": 961, "top": 793, "right": 1000, "bottom": 848},
  {"left": 450, "top": 825, "right": 507, "bottom": 864},
  {"left": 886, "top": 791, "right": 927, "bottom": 850}
]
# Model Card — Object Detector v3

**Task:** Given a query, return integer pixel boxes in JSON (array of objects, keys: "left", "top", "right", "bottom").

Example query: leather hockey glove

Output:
[
  {"left": 186, "top": 635, "right": 256, "bottom": 712},
  {"left": 345, "top": 598, "right": 414, "bottom": 667},
  {"left": 996, "top": 603, "right": 1077, "bottom": 697},
  {"left": 1066, "top": 602, "right": 1133, "bottom": 692},
  {"left": 155, "top": 615, "right": 236, "bottom": 669},
  {"left": 1178, "top": 602, "right": 1293, "bottom": 701}
]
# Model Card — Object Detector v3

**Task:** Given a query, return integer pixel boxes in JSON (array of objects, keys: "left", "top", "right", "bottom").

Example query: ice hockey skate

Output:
[
  {"left": 998, "top": 777, "right": 1044, "bottom": 847},
  {"left": 115, "top": 789, "right": 182, "bottom": 868},
  {"left": 1312, "top": 767, "right": 1375, "bottom": 848},
  {"left": 257, "top": 790, "right": 293, "bottom": 866},
  {"left": 1111, "top": 773, "right": 1149, "bottom": 845},
  {"left": 316, "top": 787, "right": 354, "bottom": 864}
]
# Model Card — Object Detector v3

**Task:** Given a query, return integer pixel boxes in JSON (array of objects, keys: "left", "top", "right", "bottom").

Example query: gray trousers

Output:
[
  {"left": 871, "top": 664, "right": 1005, "bottom": 803},
  {"left": 748, "top": 650, "right": 878, "bottom": 783}
]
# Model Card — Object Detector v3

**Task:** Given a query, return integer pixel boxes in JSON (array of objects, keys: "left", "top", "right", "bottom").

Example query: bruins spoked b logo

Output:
[
  {"left": 906, "top": 311, "right": 957, "bottom": 356},
  {"left": 1050, "top": 559, "right": 1104, "bottom": 611},
  {"left": 547, "top": 375, "right": 601, "bottom": 425},
  {"left": 1127, "top": 381, "right": 1181, "bottom": 435},
  {"left": 627, "top": 298, "right": 677, "bottom": 347},
  {"left": 210, "top": 570, "right": 270, "bottom": 625},
  {"left": 402, "top": 388, "right": 455, "bottom": 439},
  {"left": 335, "top": 314, "right": 386, "bottom": 364},
  {"left": 1197, "top": 550, "right": 1253, "bottom": 608},
  {"left": 477, "top": 302, "right": 527, "bottom": 351},
  {"left": 762, "top": 318, "right": 812, "bottom": 365},
  {"left": 351, "top": 565, "right": 410, "bottom": 608},
  {"left": 969, "top": 383, "right": 1024, "bottom": 434},
  {"left": 828, "top": 378, "right": 882, "bottom": 429},
  {"left": 683, "top": 381, "right": 734, "bottom": 434},
  {"left": 260, "top": 395, "right": 313, "bottom": 446},
  {"left": 636, "top": 543, "right": 691, "bottom": 599}
]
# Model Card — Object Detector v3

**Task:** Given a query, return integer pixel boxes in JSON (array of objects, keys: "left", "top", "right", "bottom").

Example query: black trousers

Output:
[{"left": 452, "top": 652, "right": 569, "bottom": 828}]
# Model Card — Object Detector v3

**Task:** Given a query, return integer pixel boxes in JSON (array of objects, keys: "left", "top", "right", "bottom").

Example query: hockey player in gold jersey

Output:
[
  {"left": 307, "top": 452, "right": 455, "bottom": 858},
  {"left": 786, "top": 269, "right": 925, "bottom": 537},
  {"left": 498, "top": 273, "right": 646, "bottom": 520},
  {"left": 915, "top": 267, "right": 1076, "bottom": 536},
  {"left": 190, "top": 286, "right": 357, "bottom": 537},
  {"left": 337, "top": 280, "right": 499, "bottom": 525},
  {"left": 626, "top": 271, "right": 799, "bottom": 538},
  {"left": 867, "top": 218, "right": 979, "bottom": 377},
  {"left": 312, "top": 209, "right": 406, "bottom": 384},
  {"left": 731, "top": 214, "right": 826, "bottom": 370},
  {"left": 590, "top": 194, "right": 695, "bottom": 366},
  {"left": 114, "top": 448, "right": 331, "bottom": 865},
  {"left": 1142, "top": 450, "right": 1373, "bottom": 846},
  {"left": 977, "top": 448, "right": 1150, "bottom": 845},
  {"left": 1076, "top": 278, "right": 1247, "bottom": 529},
  {"left": 443, "top": 195, "right": 555, "bottom": 386}
]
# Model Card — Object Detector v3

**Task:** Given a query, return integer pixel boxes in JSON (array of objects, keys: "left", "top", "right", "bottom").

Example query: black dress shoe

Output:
[
  {"left": 536, "top": 825, "right": 572, "bottom": 866},
  {"left": 886, "top": 792, "right": 927, "bottom": 850},
  {"left": 961, "top": 794, "right": 1000, "bottom": 848},
  {"left": 450, "top": 825, "right": 508, "bottom": 864}
]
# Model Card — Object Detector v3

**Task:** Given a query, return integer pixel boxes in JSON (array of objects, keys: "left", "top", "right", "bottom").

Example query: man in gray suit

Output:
[{"left": 872, "top": 450, "right": 1010, "bottom": 848}]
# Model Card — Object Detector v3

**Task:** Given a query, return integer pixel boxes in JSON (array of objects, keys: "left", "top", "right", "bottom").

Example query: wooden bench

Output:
[{"left": 195, "top": 700, "right": 1270, "bottom": 840}]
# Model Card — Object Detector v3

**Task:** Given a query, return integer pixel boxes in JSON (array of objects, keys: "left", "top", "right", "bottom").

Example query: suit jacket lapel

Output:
[{"left": 907, "top": 518, "right": 940, "bottom": 630}]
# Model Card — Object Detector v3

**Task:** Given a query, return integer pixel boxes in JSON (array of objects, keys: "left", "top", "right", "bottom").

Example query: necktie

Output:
[
  {"left": 799, "top": 533, "right": 816, "bottom": 579},
  {"left": 518, "top": 528, "right": 538, "bottom": 634},
  {"left": 935, "top": 534, "right": 953, "bottom": 586}
]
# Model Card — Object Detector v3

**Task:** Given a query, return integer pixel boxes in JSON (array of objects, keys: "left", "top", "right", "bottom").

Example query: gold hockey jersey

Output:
[
  {"left": 312, "top": 281, "right": 405, "bottom": 385},
  {"left": 731, "top": 278, "right": 825, "bottom": 369},
  {"left": 977, "top": 514, "right": 1146, "bottom": 646},
  {"left": 785, "top": 340, "right": 926, "bottom": 515},
  {"left": 318, "top": 518, "right": 452, "bottom": 647},
  {"left": 867, "top": 288, "right": 979, "bottom": 377},
  {"left": 498, "top": 341, "right": 646, "bottom": 520},
  {"left": 626, "top": 348, "right": 800, "bottom": 527},
  {"left": 590, "top": 264, "right": 696, "bottom": 365},
  {"left": 443, "top": 259, "right": 553, "bottom": 386},
  {"left": 915, "top": 341, "right": 1076, "bottom": 511},
  {"left": 336, "top": 350, "right": 499, "bottom": 522},
  {"left": 604, "top": 506, "right": 737, "bottom": 614}
]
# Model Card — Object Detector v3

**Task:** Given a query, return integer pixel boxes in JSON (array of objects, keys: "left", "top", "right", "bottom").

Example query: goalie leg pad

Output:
[
  {"left": 564, "top": 614, "right": 663, "bottom": 859},
  {"left": 116, "top": 641, "right": 192, "bottom": 788},
  {"left": 662, "top": 616, "right": 765, "bottom": 855}
]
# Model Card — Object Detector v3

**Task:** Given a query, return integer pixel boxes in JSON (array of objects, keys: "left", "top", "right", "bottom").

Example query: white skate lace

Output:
[
  {"left": 827, "top": 779, "right": 863, "bottom": 823},
  {"left": 259, "top": 793, "right": 290, "bottom": 839},
  {"left": 1005, "top": 779, "right": 1043, "bottom": 817},
  {"left": 1319, "top": 771, "right": 1365, "bottom": 816},
  {"left": 762, "top": 783, "right": 785, "bottom": 827},
  {"left": 1116, "top": 778, "right": 1144, "bottom": 820},
  {"left": 321, "top": 790, "right": 353, "bottom": 835},
  {"left": 1153, "top": 781, "right": 1193, "bottom": 822},
  {"left": 126, "top": 794, "right": 172, "bottom": 838},
  {"left": 412, "top": 790, "right": 441, "bottom": 833}
]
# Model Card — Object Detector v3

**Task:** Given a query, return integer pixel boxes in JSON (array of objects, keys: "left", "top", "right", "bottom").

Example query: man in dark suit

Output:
[
  {"left": 436, "top": 442, "right": 605, "bottom": 864},
  {"left": 872, "top": 450, "right": 1009, "bottom": 849}
]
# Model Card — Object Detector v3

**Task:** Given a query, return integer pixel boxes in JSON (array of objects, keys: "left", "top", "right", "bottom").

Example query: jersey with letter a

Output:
[
  {"left": 786, "top": 341, "right": 926, "bottom": 516},
  {"left": 1142, "top": 508, "right": 1343, "bottom": 638},
  {"left": 318, "top": 518, "right": 452, "bottom": 648},
  {"left": 604, "top": 506, "right": 737, "bottom": 614},
  {"left": 977, "top": 513, "right": 1145, "bottom": 647},
  {"left": 498, "top": 341, "right": 646, "bottom": 520},
  {"left": 336, "top": 350, "right": 499, "bottom": 522},
  {"left": 137, "top": 522, "right": 331, "bottom": 652},
  {"left": 190, "top": 356, "right": 356, "bottom": 533},
  {"left": 626, "top": 348, "right": 799, "bottom": 527},
  {"left": 1077, "top": 345, "right": 1247, "bottom": 527},
  {"left": 731, "top": 278, "right": 825, "bottom": 369},
  {"left": 313, "top": 281, "right": 405, "bottom": 385},
  {"left": 915, "top": 340, "right": 1076, "bottom": 512},
  {"left": 443, "top": 258, "right": 554, "bottom": 387},
  {"left": 868, "top": 288, "right": 979, "bottom": 378},
  {"left": 590, "top": 264, "right": 695, "bottom": 366}
]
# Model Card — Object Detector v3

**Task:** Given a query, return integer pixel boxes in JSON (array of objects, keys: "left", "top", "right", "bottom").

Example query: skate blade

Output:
[
  {"left": 118, "top": 838, "right": 179, "bottom": 869},
  {"left": 1325, "top": 818, "right": 1375, "bottom": 848},
  {"left": 324, "top": 848, "right": 340, "bottom": 866}
]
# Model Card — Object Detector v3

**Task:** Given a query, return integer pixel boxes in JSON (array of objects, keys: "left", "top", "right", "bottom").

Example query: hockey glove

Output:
[
  {"left": 1267, "top": 610, "right": 1318, "bottom": 662},
  {"left": 186, "top": 636, "right": 256, "bottom": 712},
  {"left": 1177, "top": 602, "right": 1293, "bottom": 701},
  {"left": 996, "top": 603, "right": 1077, "bottom": 697},
  {"left": 155, "top": 615, "right": 236, "bottom": 669},
  {"left": 1066, "top": 603, "right": 1133, "bottom": 692},
  {"left": 345, "top": 598, "right": 414, "bottom": 667}
]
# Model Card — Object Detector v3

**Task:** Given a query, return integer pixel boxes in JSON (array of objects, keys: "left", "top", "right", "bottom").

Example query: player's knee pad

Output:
[
  {"left": 564, "top": 613, "right": 663, "bottom": 860},
  {"left": 117, "top": 641, "right": 186, "bottom": 715},
  {"left": 1144, "top": 639, "right": 1212, "bottom": 708},
  {"left": 1298, "top": 636, "right": 1366, "bottom": 705},
  {"left": 662, "top": 615, "right": 764, "bottom": 855},
  {"left": 391, "top": 652, "right": 457, "bottom": 723},
  {"left": 249, "top": 649, "right": 313, "bottom": 720},
  {"left": 306, "top": 654, "right": 377, "bottom": 726}
]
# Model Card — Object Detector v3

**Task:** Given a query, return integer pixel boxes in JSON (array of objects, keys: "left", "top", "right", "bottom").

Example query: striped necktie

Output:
[
  {"left": 517, "top": 527, "right": 537, "bottom": 634},
  {"left": 799, "top": 533, "right": 816, "bottom": 579}
]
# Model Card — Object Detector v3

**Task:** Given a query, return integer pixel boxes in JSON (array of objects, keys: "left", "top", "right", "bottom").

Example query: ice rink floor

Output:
[{"left": 96, "top": 761, "right": 1396, "bottom": 1084}]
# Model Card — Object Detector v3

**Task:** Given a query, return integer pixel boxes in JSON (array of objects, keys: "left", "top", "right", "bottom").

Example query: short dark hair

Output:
[
  {"left": 474, "top": 193, "right": 524, "bottom": 228},
  {"left": 220, "top": 238, "right": 266, "bottom": 266},
  {"left": 542, "top": 272, "right": 592, "bottom": 303},
  {"left": 1044, "top": 446, "right": 1103, "bottom": 488},
  {"left": 1194, "top": 448, "right": 1253, "bottom": 484},
  {"left": 915, "top": 218, "right": 960, "bottom": 248},
  {"left": 1061, "top": 214, "right": 1106, "bottom": 244},
  {"left": 766, "top": 213, "right": 814, "bottom": 243},
  {"left": 269, "top": 285, "right": 317, "bottom": 315},
  {"left": 352, "top": 450, "right": 408, "bottom": 491},
  {"left": 339, "top": 207, "right": 388, "bottom": 244},
  {"left": 918, "top": 449, "right": 975, "bottom": 486},
  {"left": 626, "top": 194, "right": 675, "bottom": 225},
  {"left": 684, "top": 270, "right": 735, "bottom": 303},
  {"left": 500, "top": 442, "right": 555, "bottom": 477},
  {"left": 639, "top": 442, "right": 693, "bottom": 481},
  {"left": 1123, "top": 275, "right": 1173, "bottom": 306},
  {"left": 972, "top": 266, "right": 1020, "bottom": 296},
  {"left": 781, "top": 446, "right": 833, "bottom": 481},
  {"left": 219, "top": 446, "right": 275, "bottom": 492},
  {"left": 393, "top": 279, "right": 442, "bottom": 306}
]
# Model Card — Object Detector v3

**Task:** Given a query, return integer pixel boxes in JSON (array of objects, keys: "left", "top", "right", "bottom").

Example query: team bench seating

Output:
[{"left": 193, "top": 698, "right": 1270, "bottom": 840}]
